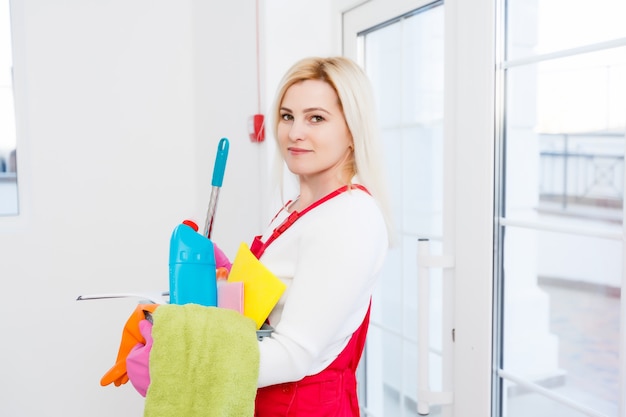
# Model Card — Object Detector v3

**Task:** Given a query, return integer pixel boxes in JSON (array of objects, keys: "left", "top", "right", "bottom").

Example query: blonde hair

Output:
[{"left": 270, "top": 56, "right": 394, "bottom": 243}]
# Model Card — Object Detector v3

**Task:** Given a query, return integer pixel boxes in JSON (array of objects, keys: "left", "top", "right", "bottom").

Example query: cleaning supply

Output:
[
  {"left": 100, "top": 303, "right": 159, "bottom": 387},
  {"left": 214, "top": 245, "right": 233, "bottom": 271},
  {"left": 227, "top": 242, "right": 286, "bottom": 329},
  {"left": 216, "top": 266, "right": 229, "bottom": 280},
  {"left": 218, "top": 281, "right": 244, "bottom": 314},
  {"left": 144, "top": 304, "right": 259, "bottom": 417},
  {"left": 126, "top": 319, "right": 153, "bottom": 397},
  {"left": 168, "top": 223, "right": 217, "bottom": 306},
  {"left": 203, "top": 137, "right": 229, "bottom": 239}
]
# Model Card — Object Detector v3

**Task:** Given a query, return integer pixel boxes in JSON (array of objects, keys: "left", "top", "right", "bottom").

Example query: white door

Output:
[{"left": 343, "top": 0, "right": 496, "bottom": 416}]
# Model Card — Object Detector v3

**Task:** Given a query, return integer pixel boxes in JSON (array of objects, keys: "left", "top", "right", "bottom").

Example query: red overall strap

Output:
[{"left": 250, "top": 184, "right": 369, "bottom": 259}]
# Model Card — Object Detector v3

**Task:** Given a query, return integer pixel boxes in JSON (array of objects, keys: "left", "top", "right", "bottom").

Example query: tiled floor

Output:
[
  {"left": 507, "top": 282, "right": 620, "bottom": 417},
  {"left": 370, "top": 281, "right": 621, "bottom": 416}
]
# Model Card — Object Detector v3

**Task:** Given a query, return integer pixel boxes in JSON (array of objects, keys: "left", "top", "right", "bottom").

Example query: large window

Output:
[
  {"left": 494, "top": 1, "right": 626, "bottom": 416},
  {"left": 0, "top": 0, "right": 17, "bottom": 215}
]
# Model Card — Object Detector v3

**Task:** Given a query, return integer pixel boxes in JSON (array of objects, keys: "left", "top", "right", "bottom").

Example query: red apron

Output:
[
  {"left": 254, "top": 306, "right": 370, "bottom": 417},
  {"left": 251, "top": 184, "right": 372, "bottom": 417}
]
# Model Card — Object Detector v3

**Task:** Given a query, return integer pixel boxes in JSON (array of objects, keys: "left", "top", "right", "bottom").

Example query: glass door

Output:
[
  {"left": 493, "top": 1, "right": 626, "bottom": 416},
  {"left": 345, "top": 2, "right": 449, "bottom": 415}
]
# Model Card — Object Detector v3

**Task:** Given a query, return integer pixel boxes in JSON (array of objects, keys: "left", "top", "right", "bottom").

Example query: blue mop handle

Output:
[
  {"left": 204, "top": 138, "right": 229, "bottom": 238},
  {"left": 211, "top": 138, "right": 229, "bottom": 187}
]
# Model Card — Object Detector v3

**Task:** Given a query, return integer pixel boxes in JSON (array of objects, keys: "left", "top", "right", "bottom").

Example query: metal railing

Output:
[{"left": 539, "top": 133, "right": 624, "bottom": 215}]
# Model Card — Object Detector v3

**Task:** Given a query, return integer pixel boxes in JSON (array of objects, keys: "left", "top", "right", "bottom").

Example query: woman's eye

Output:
[
  {"left": 310, "top": 115, "right": 324, "bottom": 123},
  {"left": 281, "top": 113, "right": 293, "bottom": 121}
]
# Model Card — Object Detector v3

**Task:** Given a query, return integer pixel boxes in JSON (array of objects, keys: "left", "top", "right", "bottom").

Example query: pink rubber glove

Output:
[
  {"left": 126, "top": 319, "right": 153, "bottom": 397},
  {"left": 214, "top": 243, "right": 232, "bottom": 272}
]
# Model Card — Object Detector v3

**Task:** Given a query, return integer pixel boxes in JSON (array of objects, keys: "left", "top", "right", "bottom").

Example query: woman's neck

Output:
[{"left": 296, "top": 176, "right": 351, "bottom": 211}]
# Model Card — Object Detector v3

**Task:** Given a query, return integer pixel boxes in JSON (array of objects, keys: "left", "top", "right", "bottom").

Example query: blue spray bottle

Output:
[{"left": 168, "top": 222, "right": 217, "bottom": 306}]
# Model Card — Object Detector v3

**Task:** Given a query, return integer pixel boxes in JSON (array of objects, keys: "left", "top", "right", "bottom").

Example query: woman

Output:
[
  {"left": 251, "top": 56, "right": 393, "bottom": 416},
  {"left": 125, "top": 56, "right": 393, "bottom": 416}
]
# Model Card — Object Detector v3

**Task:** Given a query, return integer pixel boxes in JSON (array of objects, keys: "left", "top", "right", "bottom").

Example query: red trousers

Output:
[{"left": 254, "top": 307, "right": 371, "bottom": 417}]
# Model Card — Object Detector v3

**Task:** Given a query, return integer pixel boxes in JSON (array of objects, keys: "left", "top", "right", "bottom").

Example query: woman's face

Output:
[{"left": 277, "top": 79, "right": 353, "bottom": 185}]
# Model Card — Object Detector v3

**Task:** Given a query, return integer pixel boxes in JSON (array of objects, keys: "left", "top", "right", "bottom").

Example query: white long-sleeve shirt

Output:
[{"left": 256, "top": 186, "right": 388, "bottom": 388}]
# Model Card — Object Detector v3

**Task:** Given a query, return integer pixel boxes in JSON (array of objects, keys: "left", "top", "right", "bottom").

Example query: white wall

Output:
[
  {"left": 0, "top": 1, "right": 332, "bottom": 415},
  {"left": 260, "top": 0, "right": 337, "bottom": 217}
]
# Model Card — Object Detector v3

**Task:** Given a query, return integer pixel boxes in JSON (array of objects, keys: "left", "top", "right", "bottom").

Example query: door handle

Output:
[{"left": 417, "top": 238, "right": 454, "bottom": 415}]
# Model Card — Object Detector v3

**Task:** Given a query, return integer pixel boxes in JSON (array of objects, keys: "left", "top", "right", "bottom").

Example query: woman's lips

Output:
[{"left": 287, "top": 147, "right": 312, "bottom": 155}]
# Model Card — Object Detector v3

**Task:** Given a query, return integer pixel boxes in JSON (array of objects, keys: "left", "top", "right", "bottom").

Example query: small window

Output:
[{"left": 0, "top": 0, "right": 18, "bottom": 216}]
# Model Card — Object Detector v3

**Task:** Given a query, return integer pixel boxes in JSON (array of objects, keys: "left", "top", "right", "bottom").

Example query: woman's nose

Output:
[{"left": 288, "top": 118, "right": 305, "bottom": 141}]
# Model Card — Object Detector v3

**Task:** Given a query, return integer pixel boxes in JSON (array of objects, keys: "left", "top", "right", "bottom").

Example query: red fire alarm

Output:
[{"left": 248, "top": 114, "right": 265, "bottom": 142}]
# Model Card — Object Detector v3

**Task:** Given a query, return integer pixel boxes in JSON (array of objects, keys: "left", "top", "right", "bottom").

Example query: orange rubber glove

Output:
[{"left": 100, "top": 303, "right": 159, "bottom": 387}]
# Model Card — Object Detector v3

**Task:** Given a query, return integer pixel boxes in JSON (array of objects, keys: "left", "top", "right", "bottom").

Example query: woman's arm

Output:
[{"left": 256, "top": 192, "right": 388, "bottom": 387}]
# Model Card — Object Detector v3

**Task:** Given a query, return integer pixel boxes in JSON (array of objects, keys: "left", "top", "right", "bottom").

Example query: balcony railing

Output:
[{"left": 539, "top": 132, "right": 624, "bottom": 222}]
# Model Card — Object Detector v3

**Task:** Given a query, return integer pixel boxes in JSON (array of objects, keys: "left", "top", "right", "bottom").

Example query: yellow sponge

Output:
[{"left": 227, "top": 242, "right": 286, "bottom": 329}]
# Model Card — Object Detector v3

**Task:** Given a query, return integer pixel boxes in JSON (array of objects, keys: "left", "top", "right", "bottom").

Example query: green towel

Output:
[{"left": 144, "top": 304, "right": 260, "bottom": 417}]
